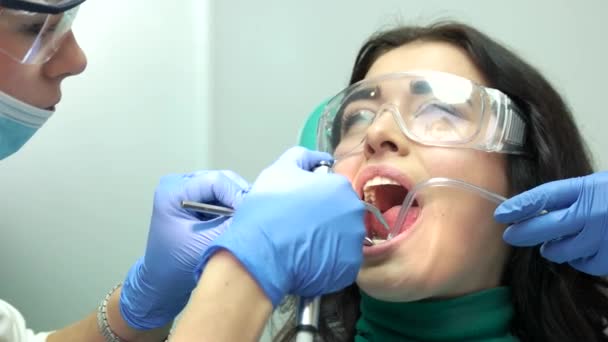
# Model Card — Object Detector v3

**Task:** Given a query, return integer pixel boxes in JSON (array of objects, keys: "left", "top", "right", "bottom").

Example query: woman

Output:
[
  {"left": 0, "top": 1, "right": 249, "bottom": 340},
  {"left": 173, "top": 22, "right": 608, "bottom": 341}
]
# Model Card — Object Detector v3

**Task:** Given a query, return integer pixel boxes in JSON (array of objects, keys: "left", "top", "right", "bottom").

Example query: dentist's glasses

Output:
[{"left": 0, "top": 1, "right": 82, "bottom": 64}]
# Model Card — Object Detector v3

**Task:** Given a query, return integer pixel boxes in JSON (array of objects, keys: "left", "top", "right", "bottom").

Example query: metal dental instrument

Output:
[
  {"left": 182, "top": 197, "right": 386, "bottom": 245},
  {"left": 181, "top": 200, "right": 235, "bottom": 216},
  {"left": 362, "top": 202, "right": 390, "bottom": 233},
  {"left": 361, "top": 202, "right": 388, "bottom": 247}
]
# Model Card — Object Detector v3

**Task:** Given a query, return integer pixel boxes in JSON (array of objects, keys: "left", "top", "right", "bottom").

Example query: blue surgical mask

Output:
[{"left": 0, "top": 90, "right": 53, "bottom": 160}]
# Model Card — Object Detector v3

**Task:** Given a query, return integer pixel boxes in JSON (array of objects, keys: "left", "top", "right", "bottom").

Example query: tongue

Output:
[{"left": 365, "top": 205, "right": 420, "bottom": 239}]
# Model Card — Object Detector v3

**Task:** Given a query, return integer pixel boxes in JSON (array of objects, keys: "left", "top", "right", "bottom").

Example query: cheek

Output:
[
  {"left": 419, "top": 149, "right": 510, "bottom": 268},
  {"left": 435, "top": 196, "right": 506, "bottom": 248},
  {"left": 332, "top": 156, "right": 364, "bottom": 186},
  {"left": 0, "top": 56, "right": 40, "bottom": 103},
  {"left": 420, "top": 148, "right": 508, "bottom": 196},
  {"left": 374, "top": 196, "right": 509, "bottom": 299},
  {"left": 435, "top": 199, "right": 510, "bottom": 279}
]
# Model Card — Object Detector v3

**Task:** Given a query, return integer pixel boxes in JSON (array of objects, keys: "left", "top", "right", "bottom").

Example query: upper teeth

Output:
[
  {"left": 363, "top": 176, "right": 400, "bottom": 204},
  {"left": 364, "top": 176, "right": 400, "bottom": 190}
]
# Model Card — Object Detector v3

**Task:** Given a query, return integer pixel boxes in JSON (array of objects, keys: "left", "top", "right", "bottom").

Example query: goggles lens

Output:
[{"left": 0, "top": 5, "right": 78, "bottom": 64}]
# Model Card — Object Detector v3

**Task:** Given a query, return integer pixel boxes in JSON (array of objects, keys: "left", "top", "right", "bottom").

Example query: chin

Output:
[{"left": 356, "top": 266, "right": 436, "bottom": 302}]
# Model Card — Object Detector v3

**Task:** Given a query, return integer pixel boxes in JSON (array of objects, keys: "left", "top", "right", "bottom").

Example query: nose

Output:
[
  {"left": 363, "top": 104, "right": 411, "bottom": 159},
  {"left": 42, "top": 31, "right": 88, "bottom": 80}
]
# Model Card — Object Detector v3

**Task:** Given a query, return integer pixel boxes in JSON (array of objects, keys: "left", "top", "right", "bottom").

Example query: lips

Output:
[{"left": 355, "top": 165, "right": 420, "bottom": 242}]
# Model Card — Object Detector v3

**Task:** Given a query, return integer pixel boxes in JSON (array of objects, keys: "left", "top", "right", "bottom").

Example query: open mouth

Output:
[{"left": 362, "top": 176, "right": 420, "bottom": 243}]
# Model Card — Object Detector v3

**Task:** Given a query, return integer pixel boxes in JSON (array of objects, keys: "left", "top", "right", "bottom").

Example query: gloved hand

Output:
[
  {"left": 120, "top": 170, "right": 250, "bottom": 329},
  {"left": 195, "top": 147, "right": 366, "bottom": 307},
  {"left": 495, "top": 172, "right": 608, "bottom": 276}
]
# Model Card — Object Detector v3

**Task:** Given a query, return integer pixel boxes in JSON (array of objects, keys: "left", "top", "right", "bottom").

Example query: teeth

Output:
[
  {"left": 362, "top": 176, "right": 400, "bottom": 205},
  {"left": 363, "top": 176, "right": 400, "bottom": 190},
  {"left": 367, "top": 228, "right": 387, "bottom": 243},
  {"left": 363, "top": 189, "right": 376, "bottom": 205}
]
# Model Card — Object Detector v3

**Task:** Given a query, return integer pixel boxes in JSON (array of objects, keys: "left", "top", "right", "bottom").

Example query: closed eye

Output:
[
  {"left": 20, "top": 22, "right": 57, "bottom": 37},
  {"left": 341, "top": 109, "right": 374, "bottom": 136},
  {"left": 416, "top": 102, "right": 466, "bottom": 119}
]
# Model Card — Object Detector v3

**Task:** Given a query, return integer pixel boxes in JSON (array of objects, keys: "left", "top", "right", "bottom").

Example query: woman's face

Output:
[
  {"left": 334, "top": 41, "right": 511, "bottom": 302},
  {"left": 0, "top": 15, "right": 87, "bottom": 109}
]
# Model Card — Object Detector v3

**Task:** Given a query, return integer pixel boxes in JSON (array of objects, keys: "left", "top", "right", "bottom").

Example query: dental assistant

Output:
[{"left": 0, "top": 1, "right": 251, "bottom": 341}]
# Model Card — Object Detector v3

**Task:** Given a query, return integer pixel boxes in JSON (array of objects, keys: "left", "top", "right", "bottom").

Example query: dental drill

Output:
[{"left": 293, "top": 160, "right": 332, "bottom": 342}]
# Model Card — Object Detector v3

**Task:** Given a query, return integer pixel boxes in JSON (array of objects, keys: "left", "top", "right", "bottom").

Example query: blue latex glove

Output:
[
  {"left": 120, "top": 170, "right": 250, "bottom": 329},
  {"left": 195, "top": 147, "right": 366, "bottom": 307},
  {"left": 495, "top": 172, "right": 608, "bottom": 276}
]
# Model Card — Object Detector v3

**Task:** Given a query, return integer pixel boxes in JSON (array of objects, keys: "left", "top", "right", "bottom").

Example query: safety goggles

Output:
[
  {"left": 0, "top": 0, "right": 85, "bottom": 64},
  {"left": 317, "top": 71, "right": 527, "bottom": 160}
]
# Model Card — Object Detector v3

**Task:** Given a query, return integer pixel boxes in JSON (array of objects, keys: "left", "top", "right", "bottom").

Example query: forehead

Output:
[{"left": 365, "top": 41, "right": 488, "bottom": 87}]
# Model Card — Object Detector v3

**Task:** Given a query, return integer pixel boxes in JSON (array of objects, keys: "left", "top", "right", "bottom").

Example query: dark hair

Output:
[{"left": 275, "top": 21, "right": 608, "bottom": 341}]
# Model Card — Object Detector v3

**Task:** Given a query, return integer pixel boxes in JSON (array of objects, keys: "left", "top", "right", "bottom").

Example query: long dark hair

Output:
[{"left": 275, "top": 21, "right": 608, "bottom": 341}]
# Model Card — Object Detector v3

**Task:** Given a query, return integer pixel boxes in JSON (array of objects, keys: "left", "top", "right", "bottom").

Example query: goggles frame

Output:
[{"left": 0, "top": 0, "right": 84, "bottom": 14}]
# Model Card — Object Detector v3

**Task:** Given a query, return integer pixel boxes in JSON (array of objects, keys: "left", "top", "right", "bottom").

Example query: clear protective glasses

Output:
[
  {"left": 317, "top": 70, "right": 528, "bottom": 160},
  {"left": 0, "top": 0, "right": 84, "bottom": 64}
]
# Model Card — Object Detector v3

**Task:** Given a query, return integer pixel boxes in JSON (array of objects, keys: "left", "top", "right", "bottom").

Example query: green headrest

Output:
[{"left": 297, "top": 99, "right": 328, "bottom": 149}]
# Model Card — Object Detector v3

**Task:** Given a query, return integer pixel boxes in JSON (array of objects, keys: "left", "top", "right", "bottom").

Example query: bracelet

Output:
[{"left": 97, "top": 283, "right": 171, "bottom": 342}]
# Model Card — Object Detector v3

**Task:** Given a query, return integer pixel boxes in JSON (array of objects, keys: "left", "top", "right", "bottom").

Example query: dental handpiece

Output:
[{"left": 295, "top": 160, "right": 332, "bottom": 342}]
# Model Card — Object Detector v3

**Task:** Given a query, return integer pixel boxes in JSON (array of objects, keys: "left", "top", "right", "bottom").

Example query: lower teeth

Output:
[{"left": 372, "top": 238, "right": 386, "bottom": 244}]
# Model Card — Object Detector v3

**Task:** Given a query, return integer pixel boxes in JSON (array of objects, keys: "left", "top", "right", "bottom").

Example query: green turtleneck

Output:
[{"left": 355, "top": 287, "right": 517, "bottom": 342}]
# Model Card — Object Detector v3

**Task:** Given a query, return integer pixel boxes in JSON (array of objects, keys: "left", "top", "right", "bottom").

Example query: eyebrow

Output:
[{"left": 410, "top": 79, "right": 432, "bottom": 95}]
